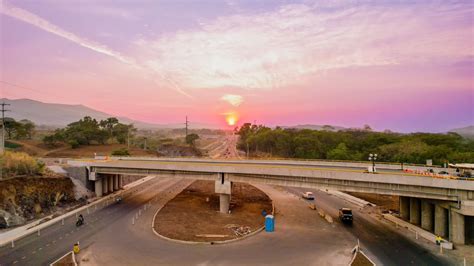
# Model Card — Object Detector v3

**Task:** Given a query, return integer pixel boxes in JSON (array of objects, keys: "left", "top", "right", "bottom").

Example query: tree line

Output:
[
  {"left": 236, "top": 123, "right": 474, "bottom": 165},
  {"left": 3, "top": 118, "right": 35, "bottom": 140},
  {"left": 43, "top": 117, "right": 136, "bottom": 148}
]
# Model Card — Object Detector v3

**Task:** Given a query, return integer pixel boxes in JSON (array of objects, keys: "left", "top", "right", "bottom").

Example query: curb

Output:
[{"left": 151, "top": 191, "right": 275, "bottom": 245}]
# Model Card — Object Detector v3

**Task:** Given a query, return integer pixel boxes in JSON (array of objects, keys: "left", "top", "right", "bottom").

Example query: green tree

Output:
[
  {"left": 327, "top": 143, "right": 353, "bottom": 160},
  {"left": 100, "top": 117, "right": 119, "bottom": 139},
  {"left": 185, "top": 133, "right": 200, "bottom": 146}
]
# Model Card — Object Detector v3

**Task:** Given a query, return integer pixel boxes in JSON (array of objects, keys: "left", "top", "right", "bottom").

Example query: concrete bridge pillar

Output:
[
  {"left": 421, "top": 200, "right": 434, "bottom": 232},
  {"left": 410, "top": 198, "right": 421, "bottom": 225},
  {"left": 451, "top": 210, "right": 465, "bottom": 244},
  {"left": 102, "top": 176, "right": 109, "bottom": 195},
  {"left": 95, "top": 178, "right": 103, "bottom": 197},
  {"left": 219, "top": 194, "right": 230, "bottom": 214},
  {"left": 400, "top": 196, "right": 410, "bottom": 220},
  {"left": 108, "top": 175, "right": 114, "bottom": 193},
  {"left": 118, "top": 175, "right": 123, "bottom": 189},
  {"left": 113, "top": 175, "right": 119, "bottom": 191},
  {"left": 434, "top": 205, "right": 448, "bottom": 238},
  {"left": 215, "top": 173, "right": 231, "bottom": 214}
]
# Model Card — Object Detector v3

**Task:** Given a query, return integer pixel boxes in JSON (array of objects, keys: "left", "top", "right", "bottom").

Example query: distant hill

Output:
[
  {"left": 1, "top": 98, "right": 219, "bottom": 129},
  {"left": 449, "top": 125, "right": 474, "bottom": 139},
  {"left": 284, "top": 124, "right": 346, "bottom": 131}
]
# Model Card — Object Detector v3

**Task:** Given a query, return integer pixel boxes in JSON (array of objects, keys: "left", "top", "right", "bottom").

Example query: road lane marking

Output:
[
  {"left": 32, "top": 250, "right": 36, "bottom": 254},
  {"left": 13, "top": 260, "right": 18, "bottom": 264},
  {"left": 38, "top": 247, "right": 42, "bottom": 251},
  {"left": 21, "top": 256, "right": 26, "bottom": 260}
]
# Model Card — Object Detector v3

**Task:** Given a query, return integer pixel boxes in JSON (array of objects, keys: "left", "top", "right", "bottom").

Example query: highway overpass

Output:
[{"left": 70, "top": 157, "right": 474, "bottom": 245}]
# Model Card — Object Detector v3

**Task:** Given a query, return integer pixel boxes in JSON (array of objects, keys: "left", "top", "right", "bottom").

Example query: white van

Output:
[{"left": 302, "top": 192, "right": 315, "bottom": 200}]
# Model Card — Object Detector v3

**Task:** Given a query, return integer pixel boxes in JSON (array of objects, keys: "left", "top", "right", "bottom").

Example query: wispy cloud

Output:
[
  {"left": 0, "top": 0, "right": 134, "bottom": 65},
  {"left": 134, "top": 2, "right": 472, "bottom": 91},
  {"left": 221, "top": 94, "right": 243, "bottom": 106},
  {"left": 0, "top": 0, "right": 192, "bottom": 98}
]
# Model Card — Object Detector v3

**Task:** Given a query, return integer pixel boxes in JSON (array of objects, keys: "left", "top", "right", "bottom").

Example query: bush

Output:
[
  {"left": 0, "top": 151, "right": 44, "bottom": 177},
  {"left": 111, "top": 148, "right": 130, "bottom": 156}
]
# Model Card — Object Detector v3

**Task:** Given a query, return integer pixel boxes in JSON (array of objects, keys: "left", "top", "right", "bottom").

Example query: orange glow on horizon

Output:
[{"left": 225, "top": 113, "right": 238, "bottom": 126}]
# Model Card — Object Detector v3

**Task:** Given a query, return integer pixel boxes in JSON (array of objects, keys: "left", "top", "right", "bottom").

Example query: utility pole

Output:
[
  {"left": 127, "top": 127, "right": 130, "bottom": 150},
  {"left": 0, "top": 102, "right": 10, "bottom": 155},
  {"left": 144, "top": 137, "right": 147, "bottom": 150},
  {"left": 1, "top": 102, "right": 10, "bottom": 180},
  {"left": 185, "top": 116, "right": 189, "bottom": 138}
]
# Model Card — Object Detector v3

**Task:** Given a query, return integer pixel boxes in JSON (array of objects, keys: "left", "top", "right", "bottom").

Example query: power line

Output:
[{"left": 0, "top": 80, "right": 41, "bottom": 93}]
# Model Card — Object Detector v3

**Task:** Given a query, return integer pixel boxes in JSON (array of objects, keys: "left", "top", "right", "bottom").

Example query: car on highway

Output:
[
  {"left": 339, "top": 208, "right": 353, "bottom": 224},
  {"left": 302, "top": 192, "right": 315, "bottom": 200},
  {"left": 438, "top": 171, "right": 450, "bottom": 177}
]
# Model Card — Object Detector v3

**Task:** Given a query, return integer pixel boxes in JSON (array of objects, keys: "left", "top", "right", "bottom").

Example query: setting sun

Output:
[{"left": 226, "top": 114, "right": 237, "bottom": 126}]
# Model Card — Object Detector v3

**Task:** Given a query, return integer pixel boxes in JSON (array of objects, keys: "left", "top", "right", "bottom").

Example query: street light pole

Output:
[{"left": 369, "top": 153, "right": 378, "bottom": 173}]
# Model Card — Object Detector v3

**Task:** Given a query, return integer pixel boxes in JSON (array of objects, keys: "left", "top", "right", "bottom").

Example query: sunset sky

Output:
[{"left": 1, "top": 0, "right": 473, "bottom": 132}]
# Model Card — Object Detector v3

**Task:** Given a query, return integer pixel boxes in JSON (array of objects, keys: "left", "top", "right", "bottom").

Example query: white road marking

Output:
[
  {"left": 13, "top": 260, "right": 18, "bottom": 264},
  {"left": 21, "top": 256, "right": 26, "bottom": 260}
]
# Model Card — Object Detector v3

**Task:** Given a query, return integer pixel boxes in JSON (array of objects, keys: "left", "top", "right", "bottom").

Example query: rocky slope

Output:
[{"left": 0, "top": 177, "right": 76, "bottom": 228}]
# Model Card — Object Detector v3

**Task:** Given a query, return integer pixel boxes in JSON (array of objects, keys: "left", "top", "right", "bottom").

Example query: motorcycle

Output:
[{"left": 76, "top": 214, "right": 84, "bottom": 227}]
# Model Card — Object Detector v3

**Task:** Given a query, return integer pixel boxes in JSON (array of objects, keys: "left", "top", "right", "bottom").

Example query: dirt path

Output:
[{"left": 153, "top": 180, "right": 272, "bottom": 242}]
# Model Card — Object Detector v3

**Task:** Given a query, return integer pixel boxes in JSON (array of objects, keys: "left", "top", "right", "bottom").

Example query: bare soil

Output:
[
  {"left": 351, "top": 252, "right": 374, "bottom": 266},
  {"left": 153, "top": 180, "right": 272, "bottom": 242},
  {"left": 346, "top": 192, "right": 399, "bottom": 212}
]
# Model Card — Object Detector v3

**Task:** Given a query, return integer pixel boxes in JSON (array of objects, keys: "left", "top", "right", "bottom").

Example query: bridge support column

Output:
[
  {"left": 400, "top": 196, "right": 410, "bottom": 220},
  {"left": 215, "top": 173, "right": 231, "bottom": 214},
  {"left": 113, "top": 175, "right": 119, "bottom": 191},
  {"left": 118, "top": 175, "right": 123, "bottom": 189},
  {"left": 108, "top": 175, "right": 114, "bottom": 193},
  {"left": 102, "top": 176, "right": 108, "bottom": 195},
  {"left": 434, "top": 205, "right": 448, "bottom": 238},
  {"left": 451, "top": 210, "right": 465, "bottom": 244},
  {"left": 219, "top": 194, "right": 230, "bottom": 214},
  {"left": 421, "top": 200, "right": 434, "bottom": 232},
  {"left": 410, "top": 198, "right": 421, "bottom": 225},
  {"left": 95, "top": 178, "right": 103, "bottom": 197}
]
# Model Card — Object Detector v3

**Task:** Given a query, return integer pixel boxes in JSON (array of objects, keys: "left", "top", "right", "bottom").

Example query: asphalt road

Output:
[
  {"left": 0, "top": 177, "right": 453, "bottom": 266},
  {"left": 283, "top": 187, "right": 452, "bottom": 266},
  {"left": 0, "top": 177, "right": 185, "bottom": 265},
  {"left": 75, "top": 182, "right": 357, "bottom": 265}
]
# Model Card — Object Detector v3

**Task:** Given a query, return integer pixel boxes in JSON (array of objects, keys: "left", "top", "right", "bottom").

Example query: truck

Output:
[{"left": 338, "top": 208, "right": 353, "bottom": 224}]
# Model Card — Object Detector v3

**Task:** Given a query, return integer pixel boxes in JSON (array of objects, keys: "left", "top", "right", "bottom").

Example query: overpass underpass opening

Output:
[{"left": 466, "top": 216, "right": 474, "bottom": 245}]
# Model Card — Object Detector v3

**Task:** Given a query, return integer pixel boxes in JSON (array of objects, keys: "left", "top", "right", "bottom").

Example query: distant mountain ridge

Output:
[
  {"left": 1, "top": 98, "right": 219, "bottom": 129},
  {"left": 283, "top": 124, "right": 346, "bottom": 131}
]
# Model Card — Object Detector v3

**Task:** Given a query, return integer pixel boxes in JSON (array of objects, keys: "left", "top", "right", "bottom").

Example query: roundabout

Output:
[{"left": 152, "top": 180, "right": 273, "bottom": 243}]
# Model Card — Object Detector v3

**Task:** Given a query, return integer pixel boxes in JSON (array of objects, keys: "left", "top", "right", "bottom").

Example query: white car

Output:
[{"left": 302, "top": 192, "right": 315, "bottom": 200}]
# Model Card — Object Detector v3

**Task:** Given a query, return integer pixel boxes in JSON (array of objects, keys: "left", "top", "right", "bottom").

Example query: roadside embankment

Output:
[{"left": 0, "top": 177, "right": 76, "bottom": 228}]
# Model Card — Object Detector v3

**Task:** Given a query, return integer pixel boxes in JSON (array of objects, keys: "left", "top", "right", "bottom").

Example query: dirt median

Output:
[{"left": 153, "top": 180, "right": 272, "bottom": 242}]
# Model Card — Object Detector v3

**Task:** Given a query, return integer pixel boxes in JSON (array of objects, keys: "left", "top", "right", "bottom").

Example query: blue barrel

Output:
[{"left": 265, "top": 215, "right": 274, "bottom": 232}]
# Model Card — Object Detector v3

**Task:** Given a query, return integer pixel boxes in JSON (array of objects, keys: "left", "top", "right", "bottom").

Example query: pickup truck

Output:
[
  {"left": 302, "top": 192, "right": 315, "bottom": 200},
  {"left": 339, "top": 208, "right": 353, "bottom": 224}
]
